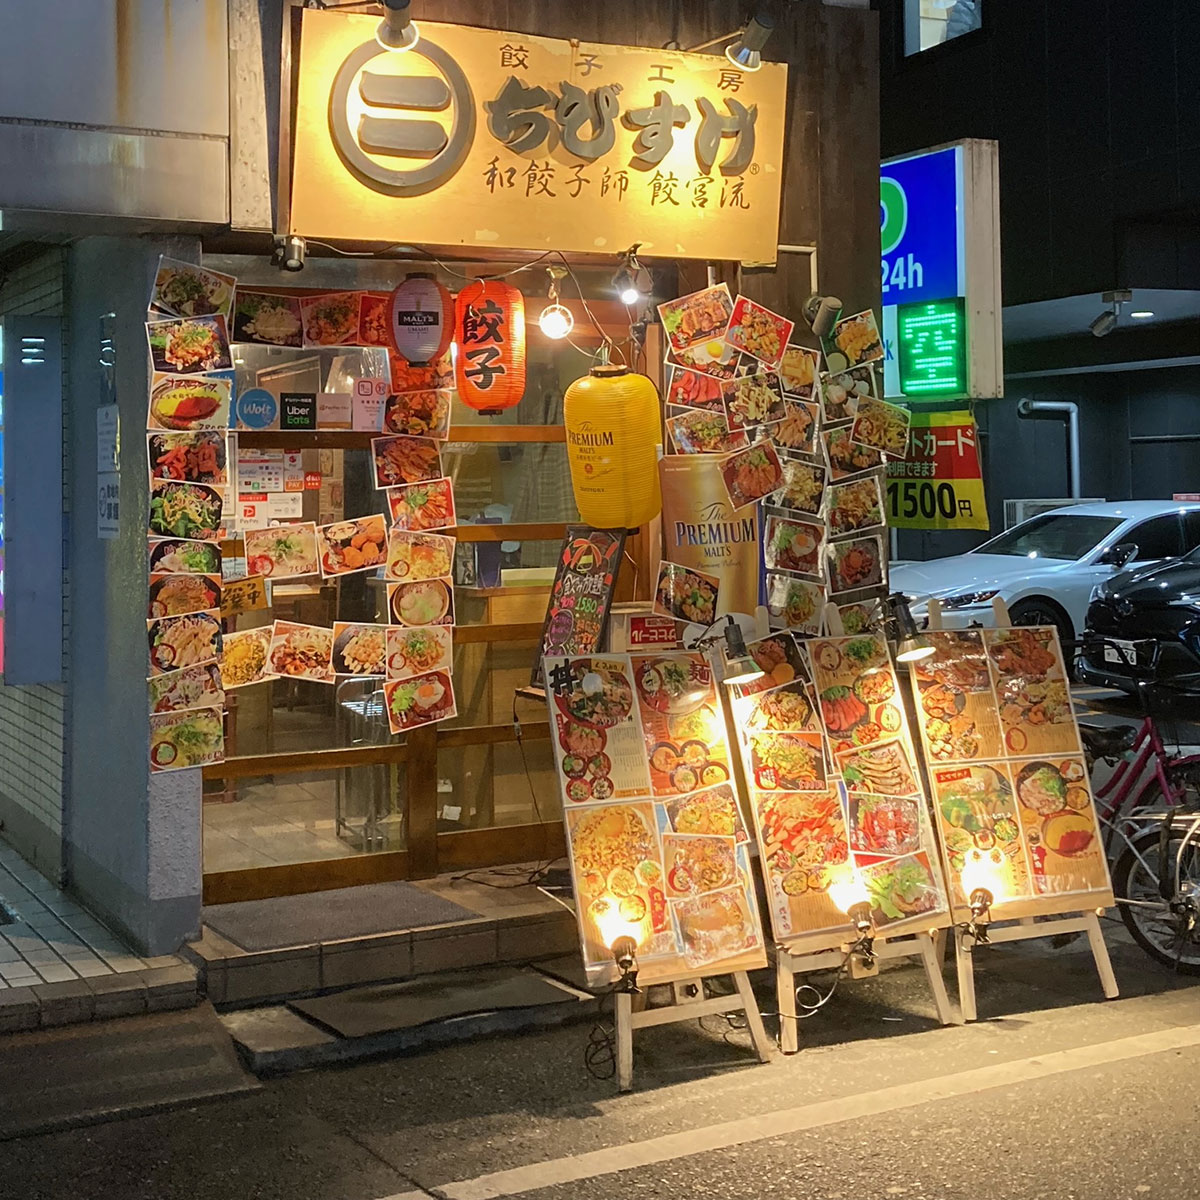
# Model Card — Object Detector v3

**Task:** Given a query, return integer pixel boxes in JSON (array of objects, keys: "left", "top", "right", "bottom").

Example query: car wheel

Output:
[{"left": 1007, "top": 597, "right": 1075, "bottom": 652}]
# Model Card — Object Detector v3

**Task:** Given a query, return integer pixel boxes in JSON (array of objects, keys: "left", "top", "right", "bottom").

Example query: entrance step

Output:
[
  {"left": 186, "top": 874, "right": 579, "bottom": 1008},
  {"left": 0, "top": 1002, "right": 259, "bottom": 1139},
  {"left": 222, "top": 964, "right": 592, "bottom": 1075}
]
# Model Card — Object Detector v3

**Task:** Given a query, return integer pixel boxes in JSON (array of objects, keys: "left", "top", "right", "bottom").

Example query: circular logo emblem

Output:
[
  {"left": 880, "top": 176, "right": 908, "bottom": 257},
  {"left": 236, "top": 388, "right": 278, "bottom": 430}
]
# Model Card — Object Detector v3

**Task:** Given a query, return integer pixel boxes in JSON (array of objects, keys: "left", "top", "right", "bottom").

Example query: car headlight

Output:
[{"left": 941, "top": 589, "right": 1000, "bottom": 610}]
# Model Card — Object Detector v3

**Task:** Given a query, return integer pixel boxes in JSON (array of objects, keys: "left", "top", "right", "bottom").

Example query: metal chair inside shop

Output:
[{"left": 333, "top": 677, "right": 401, "bottom": 852}]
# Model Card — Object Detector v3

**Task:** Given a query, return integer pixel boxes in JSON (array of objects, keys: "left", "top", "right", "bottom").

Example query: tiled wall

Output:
[{"left": 0, "top": 249, "right": 69, "bottom": 879}]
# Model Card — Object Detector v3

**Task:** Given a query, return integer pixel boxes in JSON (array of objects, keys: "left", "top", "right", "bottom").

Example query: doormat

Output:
[
  {"left": 289, "top": 966, "right": 579, "bottom": 1039},
  {"left": 0, "top": 1004, "right": 258, "bottom": 1140},
  {"left": 203, "top": 882, "right": 478, "bottom": 952}
]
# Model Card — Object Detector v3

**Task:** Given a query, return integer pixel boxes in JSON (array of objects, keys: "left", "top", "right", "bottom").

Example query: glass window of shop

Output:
[
  {"left": 904, "top": 0, "right": 982, "bottom": 55},
  {"left": 199, "top": 253, "right": 649, "bottom": 882}
]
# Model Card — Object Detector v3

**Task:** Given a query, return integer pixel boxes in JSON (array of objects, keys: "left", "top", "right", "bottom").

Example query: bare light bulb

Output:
[{"left": 539, "top": 304, "right": 574, "bottom": 340}]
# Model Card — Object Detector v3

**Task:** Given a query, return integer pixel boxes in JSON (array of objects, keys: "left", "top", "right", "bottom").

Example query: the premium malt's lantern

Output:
[
  {"left": 564, "top": 365, "right": 662, "bottom": 530},
  {"left": 454, "top": 280, "right": 526, "bottom": 413},
  {"left": 388, "top": 273, "right": 453, "bottom": 366}
]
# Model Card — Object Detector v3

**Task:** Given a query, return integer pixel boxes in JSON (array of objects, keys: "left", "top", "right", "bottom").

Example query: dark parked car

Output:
[{"left": 1080, "top": 550, "right": 1200, "bottom": 695}]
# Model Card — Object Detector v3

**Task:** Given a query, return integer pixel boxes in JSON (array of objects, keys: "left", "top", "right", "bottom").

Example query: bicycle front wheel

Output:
[{"left": 1113, "top": 825, "right": 1200, "bottom": 975}]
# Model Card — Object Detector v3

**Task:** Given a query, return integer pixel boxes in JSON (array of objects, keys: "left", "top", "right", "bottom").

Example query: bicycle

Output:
[{"left": 1069, "top": 636, "right": 1200, "bottom": 971}]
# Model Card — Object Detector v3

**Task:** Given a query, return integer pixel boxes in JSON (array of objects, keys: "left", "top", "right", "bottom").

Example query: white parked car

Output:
[{"left": 890, "top": 501, "right": 1200, "bottom": 643}]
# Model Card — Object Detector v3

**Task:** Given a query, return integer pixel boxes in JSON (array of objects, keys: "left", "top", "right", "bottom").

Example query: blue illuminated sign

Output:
[{"left": 880, "top": 145, "right": 963, "bottom": 305}]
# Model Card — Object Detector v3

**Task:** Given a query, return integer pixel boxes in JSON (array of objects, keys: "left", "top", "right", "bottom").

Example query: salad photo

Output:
[
  {"left": 148, "top": 573, "right": 221, "bottom": 618},
  {"left": 657, "top": 283, "right": 734, "bottom": 354},
  {"left": 764, "top": 573, "right": 824, "bottom": 636},
  {"left": 778, "top": 344, "right": 821, "bottom": 400},
  {"left": 151, "top": 258, "right": 235, "bottom": 320},
  {"left": 666, "top": 366, "right": 726, "bottom": 412},
  {"left": 147, "top": 611, "right": 221, "bottom": 676},
  {"left": 317, "top": 515, "right": 387, "bottom": 577},
  {"left": 146, "top": 315, "right": 232, "bottom": 375},
  {"left": 859, "top": 852, "right": 942, "bottom": 926},
  {"left": 244, "top": 523, "right": 320, "bottom": 579},
  {"left": 386, "top": 626, "right": 453, "bottom": 680},
  {"left": 830, "top": 309, "right": 884, "bottom": 368},
  {"left": 721, "top": 440, "right": 783, "bottom": 509},
  {"left": 763, "top": 513, "right": 824, "bottom": 576},
  {"left": 148, "top": 431, "right": 228, "bottom": 486},
  {"left": 384, "top": 670, "right": 456, "bottom": 733},
  {"left": 149, "top": 480, "right": 223, "bottom": 540},
  {"left": 389, "top": 579, "right": 454, "bottom": 626},
  {"left": 383, "top": 390, "right": 452, "bottom": 440},
  {"left": 269, "top": 621, "right": 334, "bottom": 681},
  {"left": 300, "top": 291, "right": 361, "bottom": 345},
  {"left": 149, "top": 706, "right": 224, "bottom": 773},
  {"left": 725, "top": 295, "right": 794, "bottom": 369},
  {"left": 149, "top": 538, "right": 221, "bottom": 575},
  {"left": 331, "top": 623, "right": 388, "bottom": 676},
  {"left": 148, "top": 663, "right": 225, "bottom": 715},
  {"left": 828, "top": 534, "right": 886, "bottom": 597},
  {"left": 386, "top": 477, "right": 456, "bottom": 531},
  {"left": 851, "top": 395, "right": 912, "bottom": 458},
  {"left": 666, "top": 407, "right": 747, "bottom": 455},
  {"left": 371, "top": 434, "right": 443, "bottom": 488},
  {"left": 654, "top": 562, "right": 720, "bottom": 626},
  {"left": 218, "top": 627, "right": 274, "bottom": 690},
  {"left": 232, "top": 290, "right": 303, "bottom": 346},
  {"left": 148, "top": 374, "right": 232, "bottom": 431}
]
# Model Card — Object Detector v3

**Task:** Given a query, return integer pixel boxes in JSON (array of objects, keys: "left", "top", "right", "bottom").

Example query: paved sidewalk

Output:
[{"left": 0, "top": 842, "right": 197, "bottom": 1029}]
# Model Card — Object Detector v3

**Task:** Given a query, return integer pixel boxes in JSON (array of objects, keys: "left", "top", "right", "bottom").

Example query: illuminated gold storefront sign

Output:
[{"left": 290, "top": 12, "right": 788, "bottom": 262}]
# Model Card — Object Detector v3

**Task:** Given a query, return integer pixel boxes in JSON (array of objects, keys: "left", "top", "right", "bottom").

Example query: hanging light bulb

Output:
[
  {"left": 612, "top": 244, "right": 653, "bottom": 306},
  {"left": 538, "top": 267, "right": 574, "bottom": 340}
]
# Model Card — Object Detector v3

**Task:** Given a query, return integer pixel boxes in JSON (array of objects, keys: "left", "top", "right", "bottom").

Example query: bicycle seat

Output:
[{"left": 1078, "top": 721, "right": 1138, "bottom": 758}]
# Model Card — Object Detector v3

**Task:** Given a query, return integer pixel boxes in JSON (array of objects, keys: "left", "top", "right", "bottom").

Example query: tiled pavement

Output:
[{"left": 0, "top": 842, "right": 198, "bottom": 1031}]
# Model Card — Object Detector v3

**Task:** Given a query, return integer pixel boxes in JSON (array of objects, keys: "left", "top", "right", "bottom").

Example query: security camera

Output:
[
  {"left": 273, "top": 234, "right": 305, "bottom": 273},
  {"left": 1089, "top": 310, "right": 1117, "bottom": 338},
  {"left": 802, "top": 293, "right": 843, "bottom": 340}
]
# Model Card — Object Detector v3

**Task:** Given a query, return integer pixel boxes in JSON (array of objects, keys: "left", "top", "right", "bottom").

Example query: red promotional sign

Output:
[{"left": 885, "top": 409, "right": 989, "bottom": 530}]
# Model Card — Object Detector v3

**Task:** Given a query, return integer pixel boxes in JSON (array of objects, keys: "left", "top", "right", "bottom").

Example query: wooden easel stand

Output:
[{"left": 614, "top": 969, "right": 772, "bottom": 1092}]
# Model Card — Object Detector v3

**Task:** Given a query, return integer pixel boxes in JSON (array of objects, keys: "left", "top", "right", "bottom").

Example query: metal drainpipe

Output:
[{"left": 1016, "top": 398, "right": 1082, "bottom": 500}]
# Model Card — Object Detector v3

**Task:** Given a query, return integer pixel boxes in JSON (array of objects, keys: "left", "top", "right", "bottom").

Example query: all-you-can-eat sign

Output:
[{"left": 290, "top": 12, "right": 789, "bottom": 262}]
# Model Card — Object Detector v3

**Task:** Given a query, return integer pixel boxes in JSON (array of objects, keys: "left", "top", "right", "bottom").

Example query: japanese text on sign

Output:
[
  {"left": 886, "top": 409, "right": 989, "bottom": 531},
  {"left": 291, "top": 13, "right": 788, "bottom": 262}
]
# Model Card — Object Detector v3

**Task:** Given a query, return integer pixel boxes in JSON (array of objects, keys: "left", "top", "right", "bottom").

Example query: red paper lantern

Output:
[
  {"left": 455, "top": 280, "right": 527, "bottom": 414},
  {"left": 388, "top": 273, "right": 453, "bottom": 366}
]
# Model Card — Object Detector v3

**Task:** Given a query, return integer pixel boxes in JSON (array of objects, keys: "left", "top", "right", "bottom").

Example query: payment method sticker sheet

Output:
[
  {"left": 910, "top": 626, "right": 1112, "bottom": 917},
  {"left": 546, "top": 652, "right": 766, "bottom": 987}
]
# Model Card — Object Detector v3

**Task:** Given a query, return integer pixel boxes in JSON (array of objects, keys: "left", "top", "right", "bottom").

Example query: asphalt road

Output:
[{"left": 2, "top": 924, "right": 1198, "bottom": 1200}]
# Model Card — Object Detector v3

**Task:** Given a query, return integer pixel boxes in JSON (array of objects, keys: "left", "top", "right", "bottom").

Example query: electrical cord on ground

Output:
[
  {"left": 793, "top": 947, "right": 855, "bottom": 1018},
  {"left": 584, "top": 985, "right": 618, "bottom": 1080}
]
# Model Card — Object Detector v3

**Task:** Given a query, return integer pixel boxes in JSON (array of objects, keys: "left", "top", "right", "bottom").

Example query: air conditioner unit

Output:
[{"left": 1003, "top": 498, "right": 1105, "bottom": 529}]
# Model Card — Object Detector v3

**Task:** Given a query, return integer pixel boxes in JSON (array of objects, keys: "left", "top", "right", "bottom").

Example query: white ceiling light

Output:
[{"left": 1130, "top": 310, "right": 1155, "bottom": 320}]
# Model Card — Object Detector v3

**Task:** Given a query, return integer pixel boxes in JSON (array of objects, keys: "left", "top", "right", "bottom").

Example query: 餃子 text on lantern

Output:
[
  {"left": 455, "top": 280, "right": 526, "bottom": 413},
  {"left": 388, "top": 272, "right": 453, "bottom": 366},
  {"left": 564, "top": 365, "right": 662, "bottom": 530}
]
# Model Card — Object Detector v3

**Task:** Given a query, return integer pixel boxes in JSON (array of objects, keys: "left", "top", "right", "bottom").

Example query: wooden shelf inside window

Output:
[{"left": 233, "top": 425, "right": 565, "bottom": 451}]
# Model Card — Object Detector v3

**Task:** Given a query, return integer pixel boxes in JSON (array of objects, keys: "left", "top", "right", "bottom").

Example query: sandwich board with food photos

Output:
[
  {"left": 911, "top": 602, "right": 1117, "bottom": 1021},
  {"left": 544, "top": 649, "right": 772, "bottom": 1089},
  {"left": 727, "top": 624, "right": 955, "bottom": 1049}
]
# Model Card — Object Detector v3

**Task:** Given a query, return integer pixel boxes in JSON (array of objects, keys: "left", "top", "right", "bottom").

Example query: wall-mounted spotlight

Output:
[
  {"left": 376, "top": 0, "right": 419, "bottom": 52},
  {"left": 1089, "top": 289, "right": 1132, "bottom": 338},
  {"left": 802, "top": 292, "right": 843, "bottom": 340},
  {"left": 273, "top": 234, "right": 306, "bottom": 273},
  {"left": 829, "top": 872, "right": 876, "bottom": 969},
  {"left": 885, "top": 591, "right": 934, "bottom": 663},
  {"left": 726, "top": 11, "right": 776, "bottom": 71}
]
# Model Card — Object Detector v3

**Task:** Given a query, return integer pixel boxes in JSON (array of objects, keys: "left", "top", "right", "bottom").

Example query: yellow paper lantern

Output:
[{"left": 564, "top": 365, "right": 662, "bottom": 530}]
